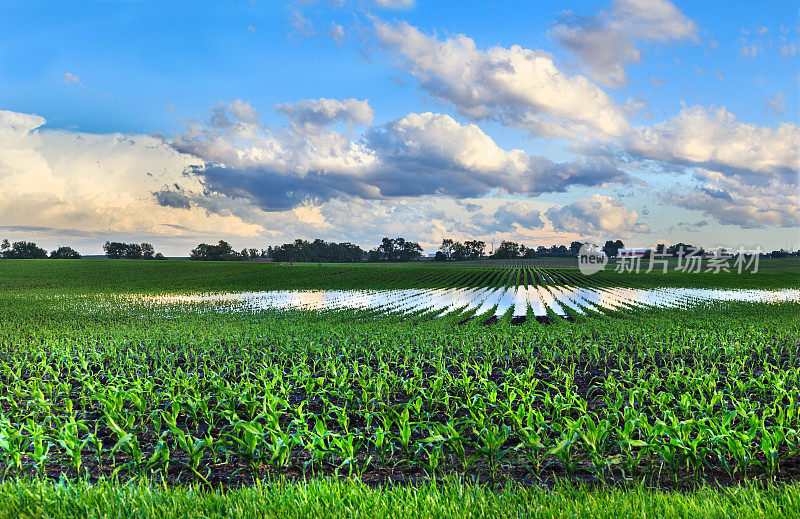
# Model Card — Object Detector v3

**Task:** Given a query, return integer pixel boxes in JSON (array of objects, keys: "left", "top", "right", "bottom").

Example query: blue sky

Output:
[{"left": 0, "top": 0, "right": 798, "bottom": 255}]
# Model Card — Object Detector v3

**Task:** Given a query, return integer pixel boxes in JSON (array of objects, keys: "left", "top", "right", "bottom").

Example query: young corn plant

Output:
[
  {"left": 164, "top": 415, "right": 211, "bottom": 484},
  {"left": 473, "top": 423, "right": 513, "bottom": 485},
  {"left": 549, "top": 418, "right": 583, "bottom": 477},
  {"left": 0, "top": 419, "right": 29, "bottom": 475},
  {"left": 54, "top": 412, "right": 91, "bottom": 476}
]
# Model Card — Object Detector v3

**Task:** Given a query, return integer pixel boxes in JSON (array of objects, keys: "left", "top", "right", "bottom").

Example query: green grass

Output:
[{"left": 1, "top": 478, "right": 798, "bottom": 519}]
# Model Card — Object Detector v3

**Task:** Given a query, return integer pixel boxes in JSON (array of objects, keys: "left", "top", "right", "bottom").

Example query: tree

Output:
[
  {"left": 1, "top": 239, "right": 9, "bottom": 254},
  {"left": 666, "top": 242, "right": 704, "bottom": 256},
  {"left": 141, "top": 243, "right": 155, "bottom": 259},
  {"left": 492, "top": 241, "right": 523, "bottom": 259},
  {"left": 376, "top": 237, "right": 397, "bottom": 261},
  {"left": 602, "top": 240, "right": 624, "bottom": 258},
  {"left": 522, "top": 247, "right": 537, "bottom": 259},
  {"left": 2, "top": 241, "right": 48, "bottom": 259},
  {"left": 104, "top": 241, "right": 160, "bottom": 259},
  {"left": 450, "top": 242, "right": 468, "bottom": 261},
  {"left": 399, "top": 239, "right": 423, "bottom": 261},
  {"left": 190, "top": 240, "right": 237, "bottom": 261},
  {"left": 103, "top": 241, "right": 127, "bottom": 259},
  {"left": 439, "top": 239, "right": 454, "bottom": 258},
  {"left": 154, "top": 252, "right": 166, "bottom": 260},
  {"left": 124, "top": 243, "right": 143, "bottom": 259},
  {"left": 464, "top": 240, "right": 486, "bottom": 259},
  {"left": 569, "top": 241, "right": 584, "bottom": 256},
  {"left": 267, "top": 239, "right": 365, "bottom": 263},
  {"left": 50, "top": 246, "right": 81, "bottom": 259},
  {"left": 434, "top": 251, "right": 447, "bottom": 261},
  {"left": 370, "top": 237, "right": 422, "bottom": 261}
]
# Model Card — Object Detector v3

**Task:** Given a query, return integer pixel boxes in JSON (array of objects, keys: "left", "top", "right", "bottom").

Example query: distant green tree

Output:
[
  {"left": 370, "top": 237, "right": 422, "bottom": 261},
  {"left": 154, "top": 252, "right": 166, "bottom": 260},
  {"left": 602, "top": 240, "right": 625, "bottom": 258},
  {"left": 104, "top": 241, "right": 160, "bottom": 259},
  {"left": 103, "top": 241, "right": 127, "bottom": 259},
  {"left": 190, "top": 240, "right": 238, "bottom": 261},
  {"left": 141, "top": 243, "right": 155, "bottom": 259},
  {"left": 50, "top": 246, "right": 81, "bottom": 259},
  {"left": 268, "top": 239, "right": 365, "bottom": 263},
  {"left": 439, "top": 238, "right": 454, "bottom": 258},
  {"left": 464, "top": 240, "right": 486, "bottom": 259},
  {"left": 124, "top": 243, "right": 143, "bottom": 259},
  {"left": 2, "top": 241, "right": 48, "bottom": 259},
  {"left": 450, "top": 242, "right": 468, "bottom": 261},
  {"left": 492, "top": 241, "right": 523, "bottom": 259}
]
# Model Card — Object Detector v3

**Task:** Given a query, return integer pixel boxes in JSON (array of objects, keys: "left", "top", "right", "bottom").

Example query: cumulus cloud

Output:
[
  {"left": 480, "top": 202, "right": 545, "bottom": 234},
  {"left": 0, "top": 109, "right": 262, "bottom": 246},
  {"left": 661, "top": 168, "right": 799, "bottom": 228},
  {"left": 545, "top": 194, "right": 648, "bottom": 236},
  {"left": 226, "top": 99, "right": 262, "bottom": 123},
  {"left": 550, "top": 0, "right": 698, "bottom": 88},
  {"left": 373, "top": 19, "right": 630, "bottom": 140},
  {"left": 171, "top": 103, "right": 630, "bottom": 212},
  {"left": 626, "top": 106, "right": 799, "bottom": 187},
  {"left": 275, "top": 98, "right": 374, "bottom": 127}
]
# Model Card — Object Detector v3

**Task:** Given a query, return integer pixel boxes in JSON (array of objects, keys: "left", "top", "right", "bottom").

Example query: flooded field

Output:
[{"left": 145, "top": 286, "right": 800, "bottom": 320}]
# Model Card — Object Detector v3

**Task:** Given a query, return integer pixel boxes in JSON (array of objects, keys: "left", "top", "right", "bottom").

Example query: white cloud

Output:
[
  {"left": 0, "top": 110, "right": 262, "bottom": 246},
  {"left": 550, "top": 0, "right": 698, "bottom": 88},
  {"left": 275, "top": 98, "right": 374, "bottom": 127},
  {"left": 374, "top": 19, "right": 630, "bottom": 140},
  {"left": 545, "top": 194, "right": 648, "bottom": 237},
  {"left": 626, "top": 106, "right": 799, "bottom": 186},
  {"left": 662, "top": 168, "right": 799, "bottom": 228},
  {"left": 226, "top": 99, "right": 262, "bottom": 123},
  {"left": 170, "top": 103, "right": 629, "bottom": 211}
]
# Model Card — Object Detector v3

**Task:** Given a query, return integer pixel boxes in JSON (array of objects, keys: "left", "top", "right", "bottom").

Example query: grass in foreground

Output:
[{"left": 2, "top": 478, "right": 799, "bottom": 519}]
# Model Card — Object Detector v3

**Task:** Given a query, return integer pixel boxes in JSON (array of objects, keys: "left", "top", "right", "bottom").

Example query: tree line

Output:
[
  {"left": 3, "top": 236, "right": 795, "bottom": 262},
  {"left": 1, "top": 240, "right": 82, "bottom": 259},
  {"left": 434, "top": 239, "right": 611, "bottom": 260},
  {"left": 0, "top": 239, "right": 167, "bottom": 260},
  {"left": 189, "top": 237, "right": 424, "bottom": 262},
  {"left": 103, "top": 242, "right": 165, "bottom": 260}
]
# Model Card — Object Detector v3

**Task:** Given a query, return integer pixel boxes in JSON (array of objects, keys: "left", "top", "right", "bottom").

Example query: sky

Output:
[{"left": 0, "top": 0, "right": 798, "bottom": 256}]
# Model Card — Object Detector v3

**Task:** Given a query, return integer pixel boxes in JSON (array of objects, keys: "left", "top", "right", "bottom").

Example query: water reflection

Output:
[{"left": 147, "top": 286, "right": 800, "bottom": 320}]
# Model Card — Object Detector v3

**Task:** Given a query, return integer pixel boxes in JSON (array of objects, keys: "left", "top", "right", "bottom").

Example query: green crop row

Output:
[
  {"left": 0, "top": 258, "right": 797, "bottom": 294},
  {"left": 0, "top": 289, "right": 798, "bottom": 487}
]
